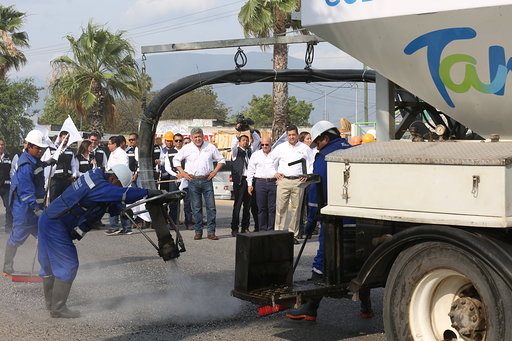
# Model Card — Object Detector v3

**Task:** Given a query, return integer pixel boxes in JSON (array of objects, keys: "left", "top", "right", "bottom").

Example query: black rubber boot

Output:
[
  {"left": 285, "top": 297, "right": 322, "bottom": 321},
  {"left": 50, "top": 279, "right": 80, "bottom": 318},
  {"left": 3, "top": 243, "right": 17, "bottom": 275},
  {"left": 359, "top": 287, "right": 374, "bottom": 318},
  {"left": 42, "top": 276, "right": 55, "bottom": 310}
]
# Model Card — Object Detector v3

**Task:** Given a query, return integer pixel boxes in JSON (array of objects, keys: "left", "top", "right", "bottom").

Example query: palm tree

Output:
[
  {"left": 0, "top": 5, "right": 29, "bottom": 79},
  {"left": 239, "top": 0, "right": 301, "bottom": 140},
  {"left": 51, "top": 22, "right": 145, "bottom": 134}
]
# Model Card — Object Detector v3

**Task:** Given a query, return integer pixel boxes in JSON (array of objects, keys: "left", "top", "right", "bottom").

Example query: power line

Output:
[{"left": 24, "top": 2, "right": 243, "bottom": 57}]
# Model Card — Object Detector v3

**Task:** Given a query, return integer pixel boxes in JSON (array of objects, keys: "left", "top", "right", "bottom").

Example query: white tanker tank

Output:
[{"left": 302, "top": 0, "right": 512, "bottom": 139}]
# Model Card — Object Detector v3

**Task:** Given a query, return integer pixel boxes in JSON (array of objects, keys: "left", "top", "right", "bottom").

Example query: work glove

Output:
[
  {"left": 42, "top": 158, "right": 57, "bottom": 167},
  {"left": 69, "top": 226, "right": 86, "bottom": 241},
  {"left": 34, "top": 208, "right": 43, "bottom": 217},
  {"left": 147, "top": 189, "right": 163, "bottom": 198}
]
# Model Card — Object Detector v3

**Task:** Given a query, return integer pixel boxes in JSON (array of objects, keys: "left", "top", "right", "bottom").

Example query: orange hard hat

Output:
[
  {"left": 350, "top": 136, "right": 363, "bottom": 146},
  {"left": 362, "top": 133, "right": 376, "bottom": 144},
  {"left": 164, "top": 131, "right": 174, "bottom": 141}
]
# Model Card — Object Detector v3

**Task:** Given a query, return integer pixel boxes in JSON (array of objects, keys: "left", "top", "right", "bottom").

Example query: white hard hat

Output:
[
  {"left": 25, "top": 130, "right": 49, "bottom": 148},
  {"left": 110, "top": 165, "right": 132, "bottom": 187},
  {"left": 310, "top": 121, "right": 337, "bottom": 144}
]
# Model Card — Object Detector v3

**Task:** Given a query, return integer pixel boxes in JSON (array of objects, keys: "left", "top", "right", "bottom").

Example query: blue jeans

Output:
[
  {"left": 183, "top": 188, "right": 193, "bottom": 226},
  {"left": 109, "top": 213, "right": 131, "bottom": 232},
  {"left": 188, "top": 179, "right": 216, "bottom": 235}
]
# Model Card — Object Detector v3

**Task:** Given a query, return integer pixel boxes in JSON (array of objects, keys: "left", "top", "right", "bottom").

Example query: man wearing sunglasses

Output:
[
  {"left": 126, "top": 133, "right": 139, "bottom": 185},
  {"left": 3, "top": 130, "right": 49, "bottom": 275},
  {"left": 246, "top": 136, "right": 278, "bottom": 232},
  {"left": 164, "top": 133, "right": 192, "bottom": 229}
]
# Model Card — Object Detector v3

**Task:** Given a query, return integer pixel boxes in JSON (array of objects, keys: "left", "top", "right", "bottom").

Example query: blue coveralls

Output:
[
  {"left": 8, "top": 151, "right": 46, "bottom": 247},
  {"left": 308, "top": 138, "right": 352, "bottom": 274},
  {"left": 38, "top": 169, "right": 148, "bottom": 282}
]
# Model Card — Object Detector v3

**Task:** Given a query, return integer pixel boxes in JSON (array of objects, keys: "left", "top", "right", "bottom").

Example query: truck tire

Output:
[{"left": 383, "top": 241, "right": 511, "bottom": 341}]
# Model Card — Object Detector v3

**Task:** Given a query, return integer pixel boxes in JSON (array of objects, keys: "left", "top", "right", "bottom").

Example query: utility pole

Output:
[
  {"left": 355, "top": 83, "right": 359, "bottom": 123},
  {"left": 364, "top": 64, "right": 369, "bottom": 122}
]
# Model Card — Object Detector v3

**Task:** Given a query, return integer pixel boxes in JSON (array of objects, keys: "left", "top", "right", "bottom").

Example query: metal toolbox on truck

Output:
[{"left": 323, "top": 141, "right": 512, "bottom": 228}]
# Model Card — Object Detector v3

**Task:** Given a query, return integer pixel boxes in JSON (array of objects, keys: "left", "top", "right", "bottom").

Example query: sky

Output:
[{"left": 10, "top": 0, "right": 374, "bottom": 126}]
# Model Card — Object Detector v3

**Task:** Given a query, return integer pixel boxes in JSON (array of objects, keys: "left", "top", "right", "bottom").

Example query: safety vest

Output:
[
  {"left": 45, "top": 168, "right": 106, "bottom": 219},
  {"left": 153, "top": 144, "right": 161, "bottom": 166},
  {"left": 91, "top": 147, "right": 107, "bottom": 170},
  {"left": 126, "top": 146, "right": 138, "bottom": 172},
  {"left": 0, "top": 153, "right": 11, "bottom": 187},
  {"left": 160, "top": 147, "right": 178, "bottom": 178},
  {"left": 53, "top": 147, "right": 74, "bottom": 178},
  {"left": 77, "top": 154, "right": 93, "bottom": 174}
]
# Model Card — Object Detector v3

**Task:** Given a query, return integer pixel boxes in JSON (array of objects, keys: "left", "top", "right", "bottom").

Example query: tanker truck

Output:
[
  {"left": 136, "top": 2, "right": 512, "bottom": 339},
  {"left": 230, "top": 2, "right": 512, "bottom": 341}
]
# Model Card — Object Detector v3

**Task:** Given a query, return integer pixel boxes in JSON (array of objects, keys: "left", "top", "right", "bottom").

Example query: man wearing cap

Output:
[
  {"left": 158, "top": 131, "right": 179, "bottom": 222},
  {"left": 173, "top": 127, "right": 225, "bottom": 240},
  {"left": 38, "top": 165, "right": 161, "bottom": 318},
  {"left": 269, "top": 125, "right": 315, "bottom": 244},
  {"left": 3, "top": 130, "right": 52, "bottom": 275},
  {"left": 285, "top": 120, "right": 372, "bottom": 321}
]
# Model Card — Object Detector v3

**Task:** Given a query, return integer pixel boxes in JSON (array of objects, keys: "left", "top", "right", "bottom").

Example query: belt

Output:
[
  {"left": 255, "top": 177, "right": 276, "bottom": 182},
  {"left": 191, "top": 175, "right": 209, "bottom": 180},
  {"left": 283, "top": 176, "right": 300, "bottom": 180}
]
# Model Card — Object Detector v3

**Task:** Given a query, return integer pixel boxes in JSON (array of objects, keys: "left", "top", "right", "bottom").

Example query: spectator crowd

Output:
[{"left": 0, "top": 123, "right": 376, "bottom": 244}]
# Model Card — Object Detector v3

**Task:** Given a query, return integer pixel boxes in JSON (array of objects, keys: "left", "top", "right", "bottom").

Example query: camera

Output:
[{"left": 236, "top": 114, "right": 254, "bottom": 132}]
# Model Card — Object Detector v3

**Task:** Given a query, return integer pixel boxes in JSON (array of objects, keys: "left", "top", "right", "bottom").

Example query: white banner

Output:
[{"left": 52, "top": 116, "right": 82, "bottom": 160}]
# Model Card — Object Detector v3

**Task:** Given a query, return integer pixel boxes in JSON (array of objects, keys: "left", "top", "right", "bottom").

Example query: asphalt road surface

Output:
[{"left": 0, "top": 200, "right": 386, "bottom": 341}]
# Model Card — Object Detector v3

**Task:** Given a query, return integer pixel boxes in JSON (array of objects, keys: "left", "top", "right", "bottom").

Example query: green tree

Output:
[
  {"left": 0, "top": 5, "right": 29, "bottom": 79},
  {"left": 240, "top": 94, "right": 313, "bottom": 127},
  {"left": 50, "top": 22, "right": 145, "bottom": 134},
  {"left": 161, "top": 86, "right": 229, "bottom": 121},
  {"left": 238, "top": 0, "right": 302, "bottom": 140},
  {"left": 39, "top": 95, "right": 82, "bottom": 127},
  {"left": 0, "top": 78, "right": 39, "bottom": 151},
  {"left": 115, "top": 96, "right": 143, "bottom": 134}
]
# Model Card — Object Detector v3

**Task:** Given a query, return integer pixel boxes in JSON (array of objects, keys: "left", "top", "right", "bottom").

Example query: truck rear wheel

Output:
[{"left": 383, "top": 241, "right": 511, "bottom": 341}]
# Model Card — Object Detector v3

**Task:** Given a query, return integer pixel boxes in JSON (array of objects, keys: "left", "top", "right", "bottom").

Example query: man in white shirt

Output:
[
  {"left": 173, "top": 127, "right": 225, "bottom": 240},
  {"left": 270, "top": 125, "right": 315, "bottom": 244},
  {"left": 106, "top": 136, "right": 129, "bottom": 170},
  {"left": 247, "top": 136, "right": 278, "bottom": 231},
  {"left": 105, "top": 136, "right": 131, "bottom": 235}
]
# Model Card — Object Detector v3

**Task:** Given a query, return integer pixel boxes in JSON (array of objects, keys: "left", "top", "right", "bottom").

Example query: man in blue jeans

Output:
[{"left": 173, "top": 127, "right": 225, "bottom": 240}]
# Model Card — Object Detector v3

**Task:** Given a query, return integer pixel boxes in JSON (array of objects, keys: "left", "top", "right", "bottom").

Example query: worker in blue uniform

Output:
[
  {"left": 3, "top": 130, "right": 52, "bottom": 275},
  {"left": 38, "top": 164, "right": 161, "bottom": 318},
  {"left": 285, "top": 121, "right": 373, "bottom": 321}
]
